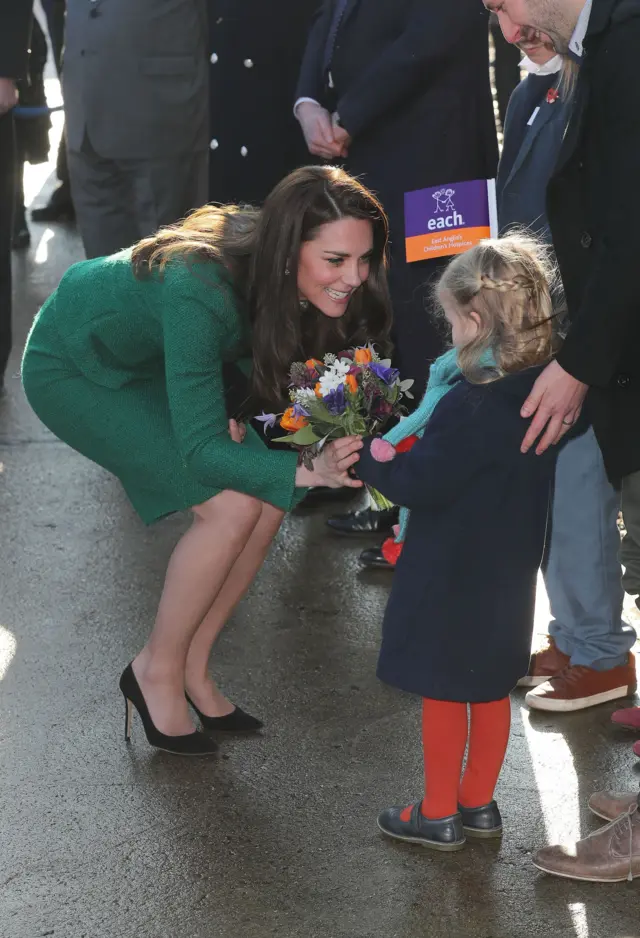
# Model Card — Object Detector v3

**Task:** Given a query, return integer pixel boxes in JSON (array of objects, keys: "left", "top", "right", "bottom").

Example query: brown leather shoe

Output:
[
  {"left": 518, "top": 637, "right": 570, "bottom": 687},
  {"left": 589, "top": 790, "right": 640, "bottom": 822},
  {"left": 526, "top": 654, "right": 637, "bottom": 712},
  {"left": 533, "top": 803, "right": 640, "bottom": 882}
]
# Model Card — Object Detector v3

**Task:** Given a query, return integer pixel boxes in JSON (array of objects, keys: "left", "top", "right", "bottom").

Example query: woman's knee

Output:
[
  {"left": 257, "top": 502, "right": 286, "bottom": 539},
  {"left": 192, "top": 490, "right": 263, "bottom": 537}
]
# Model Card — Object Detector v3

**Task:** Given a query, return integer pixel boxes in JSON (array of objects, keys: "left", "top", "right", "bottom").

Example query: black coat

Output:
[
  {"left": 357, "top": 369, "right": 555, "bottom": 702},
  {"left": 207, "top": 0, "right": 318, "bottom": 205},
  {"left": 296, "top": 0, "right": 498, "bottom": 393},
  {"left": 0, "top": 0, "right": 32, "bottom": 377},
  {"left": 0, "top": 0, "right": 31, "bottom": 80},
  {"left": 548, "top": 0, "right": 640, "bottom": 480}
]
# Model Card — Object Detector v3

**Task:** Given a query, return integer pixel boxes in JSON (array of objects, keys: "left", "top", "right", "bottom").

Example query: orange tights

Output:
[{"left": 401, "top": 697, "right": 511, "bottom": 821}]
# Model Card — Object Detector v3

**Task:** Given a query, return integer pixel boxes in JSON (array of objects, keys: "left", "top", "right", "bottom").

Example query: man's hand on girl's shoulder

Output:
[{"left": 520, "top": 360, "right": 588, "bottom": 455}]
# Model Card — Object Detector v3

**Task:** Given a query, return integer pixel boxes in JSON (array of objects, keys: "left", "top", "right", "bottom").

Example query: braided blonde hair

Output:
[{"left": 437, "top": 234, "right": 559, "bottom": 383}]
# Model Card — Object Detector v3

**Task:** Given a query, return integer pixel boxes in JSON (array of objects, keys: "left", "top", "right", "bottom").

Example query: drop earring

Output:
[{"left": 299, "top": 299, "right": 309, "bottom": 311}]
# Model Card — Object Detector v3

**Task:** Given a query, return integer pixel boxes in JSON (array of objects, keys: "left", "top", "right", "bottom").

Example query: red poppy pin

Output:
[{"left": 546, "top": 87, "right": 560, "bottom": 104}]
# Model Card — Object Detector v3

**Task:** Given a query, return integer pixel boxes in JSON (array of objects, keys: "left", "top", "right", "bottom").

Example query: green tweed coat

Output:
[{"left": 21, "top": 250, "right": 301, "bottom": 523}]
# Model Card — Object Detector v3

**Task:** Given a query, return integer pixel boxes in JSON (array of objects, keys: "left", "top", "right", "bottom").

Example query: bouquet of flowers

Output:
[{"left": 257, "top": 346, "right": 413, "bottom": 508}]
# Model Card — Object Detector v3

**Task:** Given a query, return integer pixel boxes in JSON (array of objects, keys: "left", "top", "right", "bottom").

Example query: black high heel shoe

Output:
[
  {"left": 186, "top": 694, "right": 264, "bottom": 733},
  {"left": 119, "top": 664, "right": 219, "bottom": 755}
]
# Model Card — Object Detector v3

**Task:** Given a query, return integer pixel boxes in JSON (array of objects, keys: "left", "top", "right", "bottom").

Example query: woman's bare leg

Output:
[
  {"left": 184, "top": 502, "right": 285, "bottom": 716},
  {"left": 132, "top": 491, "right": 263, "bottom": 735}
]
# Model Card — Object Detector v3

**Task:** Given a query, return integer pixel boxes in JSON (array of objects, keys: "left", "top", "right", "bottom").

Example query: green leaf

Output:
[{"left": 271, "top": 426, "right": 322, "bottom": 445}]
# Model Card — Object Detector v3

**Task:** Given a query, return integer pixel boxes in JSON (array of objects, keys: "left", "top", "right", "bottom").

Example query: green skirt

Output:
[{"left": 22, "top": 296, "right": 292, "bottom": 524}]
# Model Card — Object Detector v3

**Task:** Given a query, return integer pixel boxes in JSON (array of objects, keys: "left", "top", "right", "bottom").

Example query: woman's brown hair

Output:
[{"left": 132, "top": 166, "right": 392, "bottom": 408}]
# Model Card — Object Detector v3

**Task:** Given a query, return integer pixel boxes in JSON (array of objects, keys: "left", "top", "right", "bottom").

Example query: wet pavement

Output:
[{"left": 2, "top": 98, "right": 640, "bottom": 938}]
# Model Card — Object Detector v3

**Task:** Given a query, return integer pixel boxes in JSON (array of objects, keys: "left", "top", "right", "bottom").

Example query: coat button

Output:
[
  {"left": 210, "top": 52, "right": 219, "bottom": 64},
  {"left": 580, "top": 231, "right": 592, "bottom": 249},
  {"left": 243, "top": 58, "right": 254, "bottom": 68},
  {"left": 617, "top": 373, "right": 632, "bottom": 388},
  {"left": 209, "top": 139, "right": 219, "bottom": 150},
  {"left": 240, "top": 146, "right": 248, "bottom": 157}
]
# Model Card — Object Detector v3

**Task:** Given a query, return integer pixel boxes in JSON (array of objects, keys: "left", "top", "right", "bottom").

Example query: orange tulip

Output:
[
  {"left": 280, "top": 407, "right": 308, "bottom": 432},
  {"left": 345, "top": 373, "right": 358, "bottom": 394},
  {"left": 305, "top": 358, "right": 323, "bottom": 371},
  {"left": 354, "top": 347, "right": 373, "bottom": 365},
  {"left": 314, "top": 382, "right": 323, "bottom": 397}
]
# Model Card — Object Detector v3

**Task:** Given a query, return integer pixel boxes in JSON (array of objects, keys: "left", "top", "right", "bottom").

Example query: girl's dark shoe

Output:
[
  {"left": 186, "top": 695, "right": 264, "bottom": 733},
  {"left": 119, "top": 664, "right": 218, "bottom": 755},
  {"left": 377, "top": 802, "right": 466, "bottom": 851},
  {"left": 327, "top": 506, "right": 399, "bottom": 536},
  {"left": 359, "top": 546, "right": 394, "bottom": 570},
  {"left": 459, "top": 801, "right": 503, "bottom": 838}
]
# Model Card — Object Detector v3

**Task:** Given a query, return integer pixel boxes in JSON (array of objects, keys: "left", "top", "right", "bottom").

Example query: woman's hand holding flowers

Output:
[
  {"left": 295, "top": 436, "right": 363, "bottom": 489},
  {"left": 228, "top": 420, "right": 246, "bottom": 443}
]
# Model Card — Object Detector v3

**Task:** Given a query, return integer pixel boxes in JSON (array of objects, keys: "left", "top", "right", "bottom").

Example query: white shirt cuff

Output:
[{"left": 294, "top": 97, "right": 322, "bottom": 119}]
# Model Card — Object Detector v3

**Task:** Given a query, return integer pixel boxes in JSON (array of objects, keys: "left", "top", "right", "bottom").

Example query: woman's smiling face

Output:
[{"left": 296, "top": 217, "right": 374, "bottom": 319}]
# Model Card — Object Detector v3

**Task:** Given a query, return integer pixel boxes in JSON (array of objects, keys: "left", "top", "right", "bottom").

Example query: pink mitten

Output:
[{"left": 370, "top": 438, "right": 396, "bottom": 462}]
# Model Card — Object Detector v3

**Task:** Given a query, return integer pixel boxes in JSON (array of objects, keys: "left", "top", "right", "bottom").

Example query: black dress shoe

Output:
[
  {"left": 327, "top": 506, "right": 399, "bottom": 536},
  {"left": 187, "top": 695, "right": 264, "bottom": 733},
  {"left": 304, "top": 486, "right": 358, "bottom": 504},
  {"left": 31, "top": 185, "right": 75, "bottom": 223},
  {"left": 359, "top": 546, "right": 394, "bottom": 570},
  {"left": 11, "top": 225, "right": 31, "bottom": 250},
  {"left": 377, "top": 802, "right": 466, "bottom": 851},
  {"left": 459, "top": 801, "right": 503, "bottom": 838},
  {"left": 119, "top": 664, "right": 219, "bottom": 756}
]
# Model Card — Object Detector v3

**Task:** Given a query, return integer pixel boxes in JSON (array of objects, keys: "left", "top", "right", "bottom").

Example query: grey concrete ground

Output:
[{"left": 2, "top": 90, "right": 640, "bottom": 938}]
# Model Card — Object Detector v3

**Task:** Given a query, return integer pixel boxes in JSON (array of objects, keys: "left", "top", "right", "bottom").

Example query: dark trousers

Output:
[
  {"left": 0, "top": 112, "right": 16, "bottom": 379},
  {"left": 44, "top": 0, "right": 70, "bottom": 188}
]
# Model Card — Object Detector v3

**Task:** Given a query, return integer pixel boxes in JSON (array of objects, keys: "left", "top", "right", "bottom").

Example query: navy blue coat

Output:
[
  {"left": 356, "top": 368, "right": 556, "bottom": 702},
  {"left": 497, "top": 71, "right": 571, "bottom": 242}
]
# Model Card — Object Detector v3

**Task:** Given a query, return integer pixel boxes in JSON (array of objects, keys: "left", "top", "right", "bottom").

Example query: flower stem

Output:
[{"left": 365, "top": 484, "right": 395, "bottom": 511}]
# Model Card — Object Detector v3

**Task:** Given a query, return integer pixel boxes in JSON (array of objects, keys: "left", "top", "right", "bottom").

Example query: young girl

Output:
[{"left": 356, "top": 235, "right": 560, "bottom": 851}]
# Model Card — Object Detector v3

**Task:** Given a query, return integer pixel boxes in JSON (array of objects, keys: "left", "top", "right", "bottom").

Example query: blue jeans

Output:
[{"left": 544, "top": 427, "right": 636, "bottom": 670}]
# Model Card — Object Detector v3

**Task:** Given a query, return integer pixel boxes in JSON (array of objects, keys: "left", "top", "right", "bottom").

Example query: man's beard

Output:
[
  {"left": 547, "top": 30, "right": 571, "bottom": 53},
  {"left": 527, "top": 0, "right": 576, "bottom": 52}
]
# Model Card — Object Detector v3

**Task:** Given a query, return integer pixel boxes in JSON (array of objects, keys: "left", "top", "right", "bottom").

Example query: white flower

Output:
[
  {"left": 296, "top": 388, "right": 317, "bottom": 400},
  {"left": 318, "top": 371, "right": 345, "bottom": 395}
]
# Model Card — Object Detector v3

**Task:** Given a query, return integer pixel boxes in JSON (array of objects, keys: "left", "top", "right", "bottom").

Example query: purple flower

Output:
[
  {"left": 369, "top": 362, "right": 400, "bottom": 385},
  {"left": 292, "top": 402, "right": 310, "bottom": 419},
  {"left": 324, "top": 384, "right": 346, "bottom": 416},
  {"left": 255, "top": 412, "right": 277, "bottom": 434}
]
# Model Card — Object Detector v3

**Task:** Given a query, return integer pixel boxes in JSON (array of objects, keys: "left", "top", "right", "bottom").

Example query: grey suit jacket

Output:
[{"left": 62, "top": 0, "right": 208, "bottom": 159}]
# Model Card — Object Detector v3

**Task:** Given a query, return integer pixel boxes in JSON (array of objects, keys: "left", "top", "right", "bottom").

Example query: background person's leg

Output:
[
  {"left": 123, "top": 150, "right": 209, "bottom": 241},
  {"left": 67, "top": 135, "right": 139, "bottom": 258},
  {"left": 621, "top": 470, "right": 640, "bottom": 602},
  {"left": 0, "top": 112, "right": 16, "bottom": 383},
  {"left": 544, "top": 428, "right": 633, "bottom": 670}
]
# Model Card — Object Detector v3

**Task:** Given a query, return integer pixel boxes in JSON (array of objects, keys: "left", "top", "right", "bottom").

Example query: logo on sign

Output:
[{"left": 430, "top": 188, "right": 463, "bottom": 230}]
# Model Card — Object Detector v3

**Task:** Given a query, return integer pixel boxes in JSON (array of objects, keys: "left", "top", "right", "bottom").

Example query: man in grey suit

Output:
[{"left": 63, "top": 0, "right": 208, "bottom": 258}]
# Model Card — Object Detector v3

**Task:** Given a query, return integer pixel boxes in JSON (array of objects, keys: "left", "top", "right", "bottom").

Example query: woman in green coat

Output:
[{"left": 21, "top": 166, "right": 392, "bottom": 755}]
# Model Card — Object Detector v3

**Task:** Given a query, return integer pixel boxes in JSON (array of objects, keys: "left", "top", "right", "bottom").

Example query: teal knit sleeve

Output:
[{"left": 161, "top": 272, "right": 300, "bottom": 511}]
